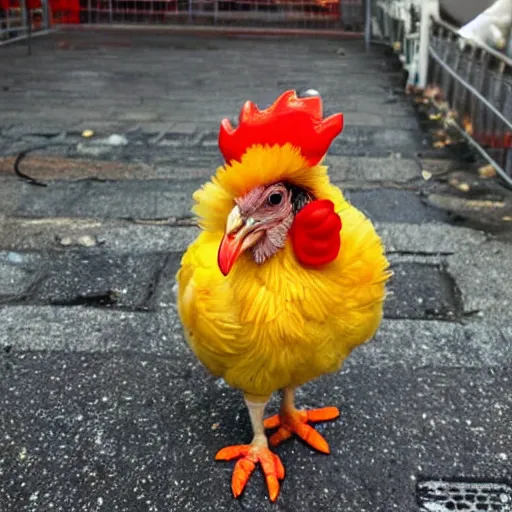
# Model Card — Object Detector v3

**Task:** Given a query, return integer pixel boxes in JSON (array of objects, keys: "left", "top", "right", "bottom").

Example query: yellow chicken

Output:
[{"left": 176, "top": 90, "right": 391, "bottom": 501}]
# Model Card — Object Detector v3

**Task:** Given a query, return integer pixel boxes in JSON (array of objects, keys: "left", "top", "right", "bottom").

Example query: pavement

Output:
[{"left": 0, "top": 29, "right": 511, "bottom": 512}]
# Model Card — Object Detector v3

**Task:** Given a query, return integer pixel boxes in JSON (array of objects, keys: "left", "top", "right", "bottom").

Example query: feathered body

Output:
[{"left": 177, "top": 144, "right": 390, "bottom": 398}]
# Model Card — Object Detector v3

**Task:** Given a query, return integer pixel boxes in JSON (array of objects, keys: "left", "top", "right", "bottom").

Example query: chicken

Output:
[{"left": 176, "top": 90, "right": 391, "bottom": 501}]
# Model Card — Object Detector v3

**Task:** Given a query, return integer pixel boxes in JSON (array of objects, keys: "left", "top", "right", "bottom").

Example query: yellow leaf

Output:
[{"left": 478, "top": 164, "right": 496, "bottom": 178}]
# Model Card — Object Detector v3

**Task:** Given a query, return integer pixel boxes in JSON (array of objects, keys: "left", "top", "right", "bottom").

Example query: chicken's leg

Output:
[
  {"left": 264, "top": 388, "right": 339, "bottom": 453},
  {"left": 215, "top": 396, "right": 285, "bottom": 501}
]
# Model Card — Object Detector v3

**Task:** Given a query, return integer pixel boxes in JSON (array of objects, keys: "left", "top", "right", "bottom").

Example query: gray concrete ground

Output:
[{"left": 0, "top": 30, "right": 511, "bottom": 512}]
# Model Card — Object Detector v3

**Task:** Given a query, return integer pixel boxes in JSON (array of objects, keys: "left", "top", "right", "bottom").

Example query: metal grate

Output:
[
  {"left": 428, "top": 17, "right": 512, "bottom": 187},
  {"left": 418, "top": 480, "right": 512, "bottom": 512}
]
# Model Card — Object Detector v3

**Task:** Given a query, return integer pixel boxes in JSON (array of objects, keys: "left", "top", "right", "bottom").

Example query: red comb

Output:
[{"left": 218, "top": 90, "right": 344, "bottom": 165}]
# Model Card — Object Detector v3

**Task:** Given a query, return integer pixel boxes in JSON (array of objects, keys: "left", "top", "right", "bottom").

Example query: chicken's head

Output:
[
  {"left": 200, "top": 90, "right": 344, "bottom": 276},
  {"left": 218, "top": 181, "right": 312, "bottom": 275}
]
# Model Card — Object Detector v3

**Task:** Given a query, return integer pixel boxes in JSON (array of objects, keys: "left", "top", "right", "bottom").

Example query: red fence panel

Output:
[{"left": 48, "top": 0, "right": 364, "bottom": 31}]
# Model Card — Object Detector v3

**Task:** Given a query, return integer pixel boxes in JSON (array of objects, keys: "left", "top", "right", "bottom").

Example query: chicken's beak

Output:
[{"left": 218, "top": 205, "right": 263, "bottom": 276}]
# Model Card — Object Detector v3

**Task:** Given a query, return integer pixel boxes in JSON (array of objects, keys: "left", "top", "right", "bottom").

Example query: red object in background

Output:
[
  {"left": 0, "top": 0, "right": 21, "bottom": 9},
  {"left": 25, "top": 0, "right": 41, "bottom": 9},
  {"left": 0, "top": 0, "right": 41, "bottom": 9},
  {"left": 0, "top": 0, "right": 81, "bottom": 26},
  {"left": 50, "top": 0, "right": 80, "bottom": 24}
]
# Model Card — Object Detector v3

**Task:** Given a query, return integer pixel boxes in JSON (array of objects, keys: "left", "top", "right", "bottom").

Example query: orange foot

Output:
[
  {"left": 215, "top": 444, "right": 285, "bottom": 502},
  {"left": 264, "top": 406, "right": 340, "bottom": 453}
]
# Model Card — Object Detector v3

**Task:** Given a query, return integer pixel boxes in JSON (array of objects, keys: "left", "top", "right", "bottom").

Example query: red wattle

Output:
[{"left": 290, "top": 199, "right": 342, "bottom": 268}]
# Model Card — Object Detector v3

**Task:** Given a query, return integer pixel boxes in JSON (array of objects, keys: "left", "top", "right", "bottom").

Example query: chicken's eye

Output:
[{"left": 268, "top": 192, "right": 283, "bottom": 206}]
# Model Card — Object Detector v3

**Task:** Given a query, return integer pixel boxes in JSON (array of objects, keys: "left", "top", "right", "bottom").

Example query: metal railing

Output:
[
  {"left": 428, "top": 18, "right": 512, "bottom": 186},
  {"left": 366, "top": 0, "right": 423, "bottom": 85},
  {"left": 50, "top": 0, "right": 365, "bottom": 31},
  {"left": 367, "top": 0, "right": 512, "bottom": 187},
  {"left": 0, "top": 0, "right": 52, "bottom": 44}
]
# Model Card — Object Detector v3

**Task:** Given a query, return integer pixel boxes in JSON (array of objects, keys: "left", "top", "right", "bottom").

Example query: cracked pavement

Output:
[{"left": 0, "top": 30, "right": 511, "bottom": 512}]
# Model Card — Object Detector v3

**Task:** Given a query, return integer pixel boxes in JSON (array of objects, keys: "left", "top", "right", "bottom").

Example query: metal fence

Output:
[
  {"left": 53, "top": 0, "right": 365, "bottom": 31},
  {"left": 0, "top": 0, "right": 52, "bottom": 43},
  {"left": 365, "top": 0, "right": 424, "bottom": 84},
  {"left": 367, "top": 0, "right": 512, "bottom": 187},
  {"left": 1, "top": 0, "right": 366, "bottom": 34},
  {"left": 428, "top": 17, "right": 512, "bottom": 186}
]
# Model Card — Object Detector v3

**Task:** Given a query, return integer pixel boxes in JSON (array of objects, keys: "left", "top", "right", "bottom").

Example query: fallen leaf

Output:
[
  {"left": 478, "top": 164, "right": 496, "bottom": 178},
  {"left": 82, "top": 129, "right": 95, "bottom": 138},
  {"left": 421, "top": 170, "right": 433, "bottom": 181},
  {"left": 463, "top": 115, "right": 473, "bottom": 136},
  {"left": 423, "top": 86, "right": 442, "bottom": 100}
]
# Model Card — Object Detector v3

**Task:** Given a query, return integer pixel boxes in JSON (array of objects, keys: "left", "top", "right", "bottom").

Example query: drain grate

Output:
[{"left": 418, "top": 480, "right": 512, "bottom": 511}]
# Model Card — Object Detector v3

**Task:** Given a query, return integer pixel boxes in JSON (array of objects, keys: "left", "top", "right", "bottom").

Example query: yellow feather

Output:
[{"left": 177, "top": 145, "right": 391, "bottom": 397}]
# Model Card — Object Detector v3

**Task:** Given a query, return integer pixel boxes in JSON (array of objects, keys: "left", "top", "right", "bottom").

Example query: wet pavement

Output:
[{"left": 0, "top": 29, "right": 511, "bottom": 512}]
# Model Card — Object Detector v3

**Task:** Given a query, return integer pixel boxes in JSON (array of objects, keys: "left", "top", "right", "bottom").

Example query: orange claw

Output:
[
  {"left": 215, "top": 444, "right": 285, "bottom": 502},
  {"left": 264, "top": 406, "right": 340, "bottom": 454}
]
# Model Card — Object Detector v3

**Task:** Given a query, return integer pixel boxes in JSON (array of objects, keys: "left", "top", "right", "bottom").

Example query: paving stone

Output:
[
  {"left": 447, "top": 238, "right": 512, "bottom": 321},
  {"left": 345, "top": 189, "right": 450, "bottom": 224},
  {"left": 341, "top": 112, "right": 384, "bottom": 127},
  {"left": 31, "top": 251, "right": 167, "bottom": 310},
  {"left": 375, "top": 222, "right": 486, "bottom": 254},
  {"left": 331, "top": 126, "right": 425, "bottom": 155},
  {"left": 170, "top": 123, "right": 198, "bottom": 136},
  {"left": 0, "top": 215, "right": 198, "bottom": 251},
  {"left": 341, "top": 112, "right": 419, "bottom": 130},
  {"left": 7, "top": 181, "right": 194, "bottom": 220},
  {"left": 117, "top": 111, "right": 160, "bottom": 122},
  {"left": 385, "top": 262, "right": 462, "bottom": 320},
  {"left": 147, "top": 254, "right": 182, "bottom": 309},
  {"left": 136, "top": 122, "right": 176, "bottom": 136},
  {"left": 326, "top": 155, "right": 420, "bottom": 184}
]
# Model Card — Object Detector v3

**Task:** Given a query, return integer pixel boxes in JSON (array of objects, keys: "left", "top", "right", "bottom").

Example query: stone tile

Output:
[{"left": 33, "top": 251, "right": 167, "bottom": 310}]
